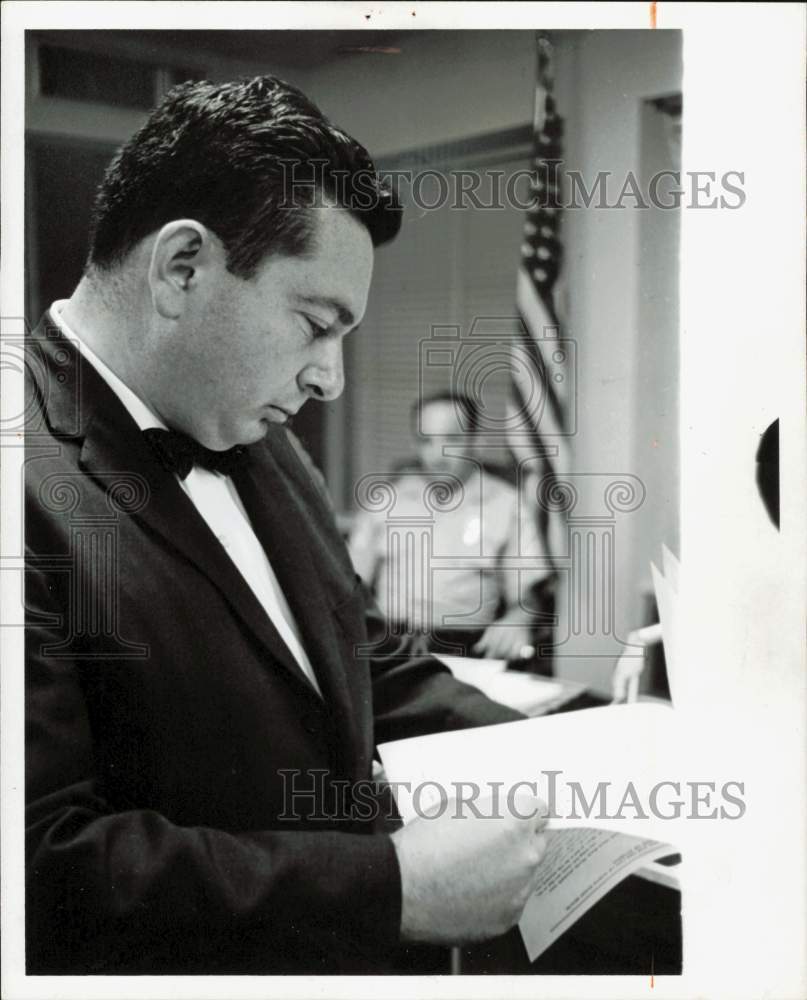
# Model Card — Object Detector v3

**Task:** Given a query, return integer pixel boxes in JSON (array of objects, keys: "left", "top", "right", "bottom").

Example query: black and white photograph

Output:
[{"left": 1, "top": 3, "right": 805, "bottom": 998}]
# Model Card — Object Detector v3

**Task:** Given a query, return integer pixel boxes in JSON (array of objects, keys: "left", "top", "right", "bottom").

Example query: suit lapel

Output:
[
  {"left": 33, "top": 322, "right": 323, "bottom": 702},
  {"left": 233, "top": 437, "right": 361, "bottom": 771}
]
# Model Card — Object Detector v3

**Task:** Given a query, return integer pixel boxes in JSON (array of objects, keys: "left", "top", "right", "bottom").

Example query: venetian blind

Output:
[{"left": 346, "top": 155, "right": 530, "bottom": 507}]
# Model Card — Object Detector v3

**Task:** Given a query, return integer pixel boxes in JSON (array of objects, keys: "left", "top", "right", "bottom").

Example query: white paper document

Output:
[
  {"left": 379, "top": 702, "right": 680, "bottom": 838},
  {"left": 661, "top": 543, "right": 681, "bottom": 593},
  {"left": 378, "top": 702, "right": 681, "bottom": 960},
  {"left": 518, "top": 829, "right": 673, "bottom": 960}
]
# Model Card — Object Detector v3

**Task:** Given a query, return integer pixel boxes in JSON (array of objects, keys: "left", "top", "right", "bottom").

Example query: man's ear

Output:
[{"left": 147, "top": 220, "right": 221, "bottom": 319}]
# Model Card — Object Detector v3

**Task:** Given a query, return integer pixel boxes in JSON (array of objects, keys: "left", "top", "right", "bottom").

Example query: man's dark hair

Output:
[
  {"left": 411, "top": 391, "right": 482, "bottom": 436},
  {"left": 87, "top": 75, "right": 402, "bottom": 277}
]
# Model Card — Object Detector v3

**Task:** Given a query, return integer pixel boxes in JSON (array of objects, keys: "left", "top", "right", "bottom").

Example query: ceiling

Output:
[
  {"left": 156, "top": 29, "right": 407, "bottom": 68},
  {"left": 33, "top": 29, "right": 411, "bottom": 72}
]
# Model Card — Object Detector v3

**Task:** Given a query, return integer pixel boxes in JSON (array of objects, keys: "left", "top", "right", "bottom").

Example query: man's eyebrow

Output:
[{"left": 296, "top": 295, "right": 356, "bottom": 328}]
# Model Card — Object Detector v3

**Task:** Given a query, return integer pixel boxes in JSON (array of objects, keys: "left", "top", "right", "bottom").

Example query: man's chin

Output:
[
  {"left": 204, "top": 421, "right": 272, "bottom": 450},
  {"left": 243, "top": 419, "right": 276, "bottom": 443},
  {"left": 207, "top": 412, "right": 287, "bottom": 449}
]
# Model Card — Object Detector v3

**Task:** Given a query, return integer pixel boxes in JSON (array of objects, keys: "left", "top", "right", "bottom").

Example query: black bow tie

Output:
[{"left": 143, "top": 428, "right": 248, "bottom": 480}]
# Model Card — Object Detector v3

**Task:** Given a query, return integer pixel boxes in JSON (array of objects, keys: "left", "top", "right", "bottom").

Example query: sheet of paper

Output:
[
  {"left": 378, "top": 702, "right": 681, "bottom": 842},
  {"left": 436, "top": 655, "right": 580, "bottom": 715},
  {"left": 378, "top": 705, "right": 682, "bottom": 961},
  {"left": 518, "top": 829, "right": 674, "bottom": 961},
  {"left": 436, "top": 655, "right": 507, "bottom": 682},
  {"left": 661, "top": 544, "right": 681, "bottom": 594}
]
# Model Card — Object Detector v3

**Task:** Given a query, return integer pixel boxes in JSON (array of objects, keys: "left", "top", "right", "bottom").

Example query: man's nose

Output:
[{"left": 301, "top": 339, "right": 345, "bottom": 402}]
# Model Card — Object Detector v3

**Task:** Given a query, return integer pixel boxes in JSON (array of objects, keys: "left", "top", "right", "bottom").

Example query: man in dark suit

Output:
[{"left": 25, "top": 76, "right": 549, "bottom": 975}]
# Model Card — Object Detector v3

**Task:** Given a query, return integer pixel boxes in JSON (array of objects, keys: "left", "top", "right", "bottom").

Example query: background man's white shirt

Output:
[{"left": 349, "top": 464, "right": 550, "bottom": 631}]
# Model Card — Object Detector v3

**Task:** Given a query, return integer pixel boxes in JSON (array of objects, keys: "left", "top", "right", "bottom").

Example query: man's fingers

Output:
[
  {"left": 472, "top": 630, "right": 492, "bottom": 655},
  {"left": 509, "top": 793, "right": 549, "bottom": 830},
  {"left": 473, "top": 635, "right": 499, "bottom": 657},
  {"left": 531, "top": 800, "right": 549, "bottom": 834},
  {"left": 474, "top": 627, "right": 532, "bottom": 661},
  {"left": 525, "top": 833, "right": 549, "bottom": 895}
]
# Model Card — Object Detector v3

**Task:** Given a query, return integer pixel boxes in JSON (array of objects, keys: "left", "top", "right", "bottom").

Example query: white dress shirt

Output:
[
  {"left": 349, "top": 465, "right": 550, "bottom": 630},
  {"left": 50, "top": 300, "right": 322, "bottom": 696}
]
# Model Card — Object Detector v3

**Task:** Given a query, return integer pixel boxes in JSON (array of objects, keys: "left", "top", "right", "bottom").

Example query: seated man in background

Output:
[{"left": 349, "top": 391, "right": 553, "bottom": 661}]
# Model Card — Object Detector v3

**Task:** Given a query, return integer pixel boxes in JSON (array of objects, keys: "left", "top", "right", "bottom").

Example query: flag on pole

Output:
[{"left": 508, "top": 34, "right": 573, "bottom": 569}]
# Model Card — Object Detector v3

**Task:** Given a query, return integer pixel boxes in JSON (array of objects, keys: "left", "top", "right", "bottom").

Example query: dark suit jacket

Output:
[{"left": 24, "top": 315, "right": 522, "bottom": 975}]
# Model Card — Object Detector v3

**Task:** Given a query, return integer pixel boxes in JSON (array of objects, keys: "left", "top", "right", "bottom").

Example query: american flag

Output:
[{"left": 508, "top": 34, "right": 572, "bottom": 570}]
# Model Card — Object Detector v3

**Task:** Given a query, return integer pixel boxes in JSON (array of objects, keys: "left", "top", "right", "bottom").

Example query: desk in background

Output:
[{"left": 437, "top": 655, "right": 589, "bottom": 717}]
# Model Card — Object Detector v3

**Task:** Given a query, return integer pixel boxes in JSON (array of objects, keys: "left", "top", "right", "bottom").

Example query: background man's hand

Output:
[
  {"left": 390, "top": 794, "right": 548, "bottom": 944},
  {"left": 472, "top": 609, "right": 534, "bottom": 661},
  {"left": 611, "top": 623, "right": 662, "bottom": 703}
]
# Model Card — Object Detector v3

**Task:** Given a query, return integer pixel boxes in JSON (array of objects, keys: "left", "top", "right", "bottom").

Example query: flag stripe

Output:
[
  {"left": 509, "top": 34, "right": 570, "bottom": 575},
  {"left": 515, "top": 268, "right": 568, "bottom": 431}
]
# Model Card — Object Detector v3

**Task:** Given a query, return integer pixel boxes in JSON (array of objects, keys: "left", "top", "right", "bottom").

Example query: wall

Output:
[
  {"left": 297, "top": 30, "right": 536, "bottom": 156},
  {"left": 295, "top": 31, "right": 537, "bottom": 509},
  {"left": 550, "top": 30, "right": 682, "bottom": 692},
  {"left": 306, "top": 29, "right": 683, "bottom": 692}
]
